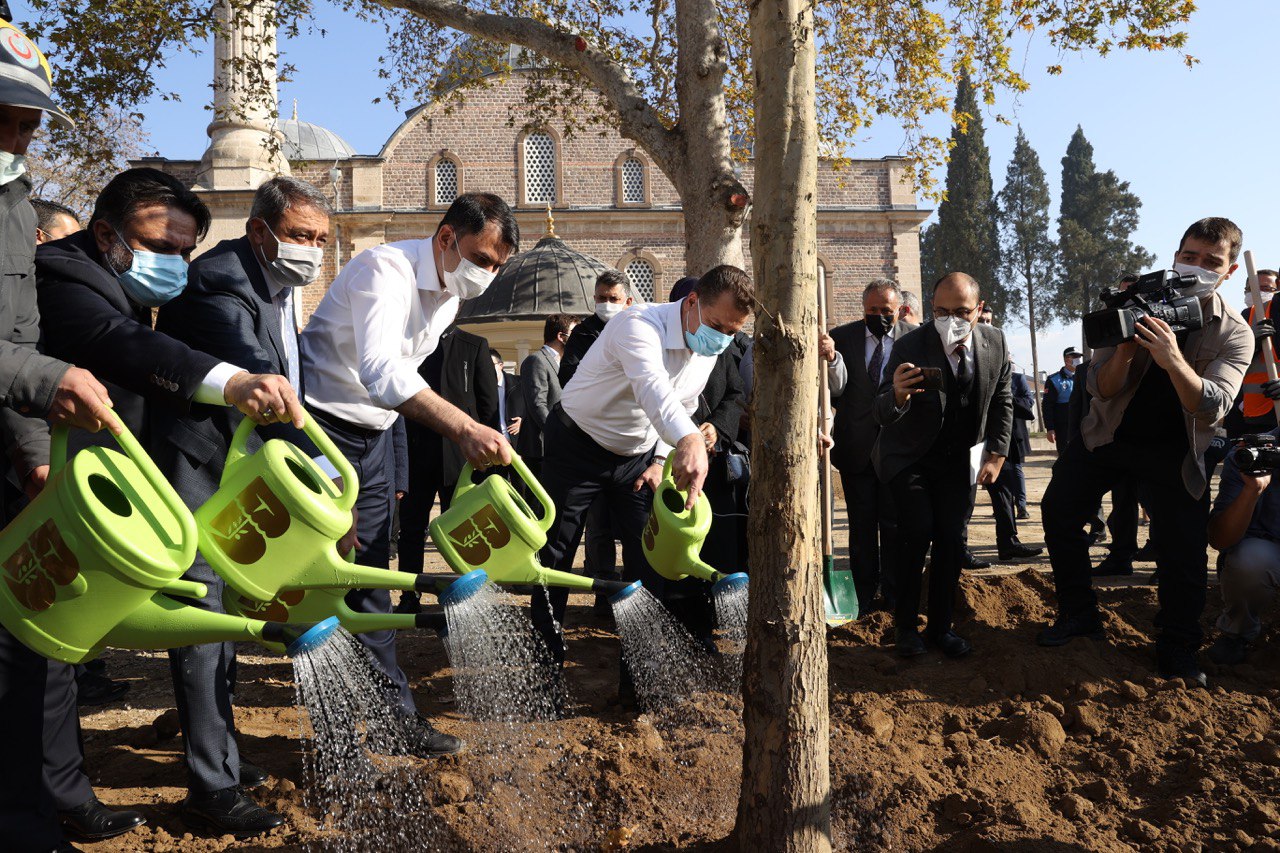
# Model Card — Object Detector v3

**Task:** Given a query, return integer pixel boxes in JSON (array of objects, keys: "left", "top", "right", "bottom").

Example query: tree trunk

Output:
[
  {"left": 734, "top": 0, "right": 830, "bottom": 850},
  {"left": 1025, "top": 259, "right": 1044, "bottom": 429}
]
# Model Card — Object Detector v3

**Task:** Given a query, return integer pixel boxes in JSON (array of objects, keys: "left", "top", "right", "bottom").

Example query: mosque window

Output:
[
  {"left": 523, "top": 131, "right": 556, "bottom": 204},
  {"left": 625, "top": 258, "right": 656, "bottom": 302},
  {"left": 434, "top": 158, "right": 458, "bottom": 206},
  {"left": 621, "top": 158, "right": 645, "bottom": 204}
]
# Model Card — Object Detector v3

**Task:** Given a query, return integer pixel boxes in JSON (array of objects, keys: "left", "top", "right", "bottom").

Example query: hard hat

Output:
[{"left": 0, "top": 19, "right": 72, "bottom": 128}]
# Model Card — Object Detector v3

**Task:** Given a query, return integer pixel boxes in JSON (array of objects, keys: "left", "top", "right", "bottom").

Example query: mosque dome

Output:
[
  {"left": 456, "top": 226, "right": 610, "bottom": 323},
  {"left": 278, "top": 104, "right": 357, "bottom": 161}
]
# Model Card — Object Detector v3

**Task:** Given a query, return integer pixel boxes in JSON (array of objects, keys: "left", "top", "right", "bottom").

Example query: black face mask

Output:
[{"left": 866, "top": 313, "right": 893, "bottom": 338}]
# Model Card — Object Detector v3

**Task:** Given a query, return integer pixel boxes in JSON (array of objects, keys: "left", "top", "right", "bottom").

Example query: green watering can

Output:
[
  {"left": 0, "top": 423, "right": 333, "bottom": 664},
  {"left": 430, "top": 454, "right": 637, "bottom": 601},
  {"left": 642, "top": 458, "right": 748, "bottom": 596}
]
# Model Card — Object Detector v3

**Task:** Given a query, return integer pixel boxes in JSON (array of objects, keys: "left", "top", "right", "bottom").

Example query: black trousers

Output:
[
  {"left": 530, "top": 413, "right": 657, "bottom": 665},
  {"left": 889, "top": 453, "right": 971, "bottom": 636},
  {"left": 838, "top": 461, "right": 898, "bottom": 608},
  {"left": 1010, "top": 462, "right": 1028, "bottom": 512},
  {"left": 1042, "top": 438, "right": 1209, "bottom": 651},
  {"left": 397, "top": 446, "right": 452, "bottom": 577},
  {"left": 313, "top": 411, "right": 414, "bottom": 714},
  {"left": 1106, "top": 476, "right": 1140, "bottom": 557},
  {"left": 985, "top": 461, "right": 1020, "bottom": 550},
  {"left": 582, "top": 492, "right": 619, "bottom": 582}
]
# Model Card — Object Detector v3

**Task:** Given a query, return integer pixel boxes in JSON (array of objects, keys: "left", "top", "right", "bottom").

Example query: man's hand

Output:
[
  {"left": 699, "top": 422, "right": 718, "bottom": 452},
  {"left": 506, "top": 416, "right": 522, "bottom": 436},
  {"left": 633, "top": 460, "right": 664, "bottom": 493},
  {"left": 818, "top": 431, "right": 834, "bottom": 451},
  {"left": 225, "top": 372, "right": 305, "bottom": 427},
  {"left": 1261, "top": 378, "right": 1280, "bottom": 401},
  {"left": 23, "top": 465, "right": 49, "bottom": 501},
  {"left": 1133, "top": 316, "right": 1185, "bottom": 372},
  {"left": 337, "top": 507, "right": 360, "bottom": 557},
  {"left": 892, "top": 362, "right": 924, "bottom": 408},
  {"left": 977, "top": 454, "right": 1005, "bottom": 486},
  {"left": 47, "top": 367, "right": 121, "bottom": 434},
  {"left": 1255, "top": 319, "right": 1275, "bottom": 341},
  {"left": 670, "top": 433, "right": 710, "bottom": 509},
  {"left": 1047, "top": 429, "right": 1056, "bottom": 444},
  {"left": 458, "top": 421, "right": 513, "bottom": 468},
  {"left": 818, "top": 332, "right": 836, "bottom": 363},
  {"left": 1242, "top": 471, "right": 1272, "bottom": 495}
]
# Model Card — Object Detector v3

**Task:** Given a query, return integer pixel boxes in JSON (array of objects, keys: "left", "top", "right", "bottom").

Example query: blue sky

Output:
[{"left": 40, "top": 1, "right": 1277, "bottom": 378}]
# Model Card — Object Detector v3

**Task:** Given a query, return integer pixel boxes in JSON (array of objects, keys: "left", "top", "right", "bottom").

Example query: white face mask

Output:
[
  {"left": 0, "top": 150, "right": 27, "bottom": 186},
  {"left": 1068, "top": 357, "right": 1082, "bottom": 369},
  {"left": 933, "top": 315, "right": 972, "bottom": 349},
  {"left": 595, "top": 301, "right": 625, "bottom": 323},
  {"left": 1172, "top": 262, "right": 1223, "bottom": 299},
  {"left": 442, "top": 236, "right": 497, "bottom": 299},
  {"left": 257, "top": 219, "right": 323, "bottom": 288},
  {"left": 1248, "top": 290, "right": 1274, "bottom": 309}
]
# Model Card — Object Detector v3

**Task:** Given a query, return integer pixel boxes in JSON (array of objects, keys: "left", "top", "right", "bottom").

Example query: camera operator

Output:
[
  {"left": 1039, "top": 218, "right": 1253, "bottom": 686},
  {"left": 1204, "top": 430, "right": 1280, "bottom": 665}
]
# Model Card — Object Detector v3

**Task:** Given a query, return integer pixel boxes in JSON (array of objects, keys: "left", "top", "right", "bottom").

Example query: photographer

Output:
[
  {"left": 1039, "top": 218, "right": 1253, "bottom": 686},
  {"left": 1204, "top": 430, "right": 1280, "bottom": 665}
]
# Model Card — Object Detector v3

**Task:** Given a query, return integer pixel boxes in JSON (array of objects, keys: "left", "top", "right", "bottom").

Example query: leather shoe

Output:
[
  {"left": 929, "top": 630, "right": 972, "bottom": 658},
  {"left": 58, "top": 797, "right": 146, "bottom": 842},
  {"left": 998, "top": 540, "right": 1043, "bottom": 561},
  {"left": 895, "top": 630, "right": 926, "bottom": 658},
  {"left": 393, "top": 594, "right": 421, "bottom": 615},
  {"left": 1206, "top": 635, "right": 1249, "bottom": 666},
  {"left": 1157, "top": 648, "right": 1207, "bottom": 688},
  {"left": 1088, "top": 529, "right": 1107, "bottom": 545},
  {"left": 1037, "top": 614, "right": 1105, "bottom": 647},
  {"left": 1133, "top": 542, "right": 1157, "bottom": 562},
  {"left": 393, "top": 713, "right": 465, "bottom": 757},
  {"left": 1016, "top": 506, "right": 1030, "bottom": 520},
  {"left": 75, "top": 670, "right": 129, "bottom": 706},
  {"left": 239, "top": 761, "right": 268, "bottom": 789},
  {"left": 962, "top": 550, "right": 991, "bottom": 570},
  {"left": 55, "top": 843, "right": 83, "bottom": 852},
  {"left": 1092, "top": 553, "right": 1134, "bottom": 577},
  {"left": 181, "top": 786, "right": 284, "bottom": 838}
]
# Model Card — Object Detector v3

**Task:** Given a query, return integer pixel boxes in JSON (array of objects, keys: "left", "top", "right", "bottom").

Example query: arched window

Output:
[
  {"left": 621, "top": 158, "right": 645, "bottom": 204},
  {"left": 523, "top": 131, "right": 556, "bottom": 204},
  {"left": 434, "top": 158, "right": 458, "bottom": 206},
  {"left": 625, "top": 258, "right": 656, "bottom": 302}
]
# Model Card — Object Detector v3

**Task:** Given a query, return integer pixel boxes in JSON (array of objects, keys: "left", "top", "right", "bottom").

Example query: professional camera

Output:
[
  {"left": 1231, "top": 434, "right": 1280, "bottom": 477},
  {"left": 1082, "top": 269, "right": 1204, "bottom": 349}
]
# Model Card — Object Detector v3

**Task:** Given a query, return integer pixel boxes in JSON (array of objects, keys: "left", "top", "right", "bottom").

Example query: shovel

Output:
[{"left": 817, "top": 276, "right": 858, "bottom": 626}]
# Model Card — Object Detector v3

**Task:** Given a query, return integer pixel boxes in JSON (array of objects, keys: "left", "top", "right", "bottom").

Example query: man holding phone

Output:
[{"left": 873, "top": 272, "right": 1013, "bottom": 658}]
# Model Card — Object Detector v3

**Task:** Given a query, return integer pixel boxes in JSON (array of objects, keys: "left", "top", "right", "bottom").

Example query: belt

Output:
[{"left": 310, "top": 407, "right": 384, "bottom": 440}]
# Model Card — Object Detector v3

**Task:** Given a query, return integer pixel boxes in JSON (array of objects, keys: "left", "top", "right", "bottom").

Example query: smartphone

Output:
[{"left": 918, "top": 367, "right": 945, "bottom": 392}]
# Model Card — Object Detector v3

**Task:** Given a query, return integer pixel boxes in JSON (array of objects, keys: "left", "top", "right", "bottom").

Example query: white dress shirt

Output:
[
  {"left": 540, "top": 343, "right": 561, "bottom": 370},
  {"left": 945, "top": 334, "right": 976, "bottom": 377},
  {"left": 561, "top": 301, "right": 715, "bottom": 458},
  {"left": 863, "top": 324, "right": 896, "bottom": 386},
  {"left": 300, "top": 238, "right": 459, "bottom": 430}
]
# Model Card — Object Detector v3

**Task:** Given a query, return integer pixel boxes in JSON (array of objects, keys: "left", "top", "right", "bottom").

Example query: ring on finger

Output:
[{"left": 263, "top": 407, "right": 274, "bottom": 418}]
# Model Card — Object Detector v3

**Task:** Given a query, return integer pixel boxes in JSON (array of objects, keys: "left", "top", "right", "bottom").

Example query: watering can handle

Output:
[
  {"left": 658, "top": 455, "right": 694, "bottom": 516},
  {"left": 453, "top": 452, "right": 555, "bottom": 534},
  {"left": 49, "top": 422, "right": 199, "bottom": 547},
  {"left": 225, "top": 409, "right": 358, "bottom": 512}
]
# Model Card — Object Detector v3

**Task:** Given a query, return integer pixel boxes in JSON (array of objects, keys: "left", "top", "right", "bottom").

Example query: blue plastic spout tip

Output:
[
  {"left": 287, "top": 616, "right": 341, "bottom": 656},
  {"left": 609, "top": 579, "right": 643, "bottom": 603},
  {"left": 713, "top": 572, "right": 749, "bottom": 595},
  {"left": 440, "top": 569, "right": 488, "bottom": 606}
]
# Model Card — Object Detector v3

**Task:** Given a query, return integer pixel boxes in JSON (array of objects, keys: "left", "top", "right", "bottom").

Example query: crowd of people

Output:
[{"left": 0, "top": 16, "right": 1277, "bottom": 853}]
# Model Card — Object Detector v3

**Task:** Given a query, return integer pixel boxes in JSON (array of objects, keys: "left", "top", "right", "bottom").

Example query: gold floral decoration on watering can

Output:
[{"left": 4, "top": 519, "right": 81, "bottom": 612}]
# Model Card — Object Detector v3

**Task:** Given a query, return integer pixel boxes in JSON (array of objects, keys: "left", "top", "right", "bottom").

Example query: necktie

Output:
[
  {"left": 955, "top": 343, "right": 971, "bottom": 390},
  {"left": 868, "top": 338, "right": 884, "bottom": 385},
  {"left": 275, "top": 288, "right": 300, "bottom": 392}
]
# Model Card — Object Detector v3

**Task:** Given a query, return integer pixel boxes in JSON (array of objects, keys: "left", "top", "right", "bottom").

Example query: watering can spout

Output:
[
  {"left": 415, "top": 570, "right": 486, "bottom": 599},
  {"left": 269, "top": 616, "right": 340, "bottom": 656},
  {"left": 595, "top": 578, "right": 641, "bottom": 602},
  {"left": 106, "top": 594, "right": 324, "bottom": 655}
]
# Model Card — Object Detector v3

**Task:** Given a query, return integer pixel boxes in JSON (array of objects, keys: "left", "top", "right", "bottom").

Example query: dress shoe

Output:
[
  {"left": 1157, "top": 648, "right": 1207, "bottom": 688},
  {"left": 1037, "top": 614, "right": 1105, "bottom": 647},
  {"left": 962, "top": 550, "right": 991, "bottom": 570},
  {"left": 997, "top": 540, "right": 1043, "bottom": 561},
  {"left": 593, "top": 595, "right": 613, "bottom": 617},
  {"left": 393, "top": 594, "right": 422, "bottom": 615},
  {"left": 929, "top": 630, "right": 972, "bottom": 658},
  {"left": 895, "top": 631, "right": 926, "bottom": 658},
  {"left": 239, "top": 761, "right": 268, "bottom": 789},
  {"left": 1206, "top": 635, "right": 1249, "bottom": 666},
  {"left": 1016, "top": 506, "right": 1030, "bottom": 520},
  {"left": 181, "top": 786, "right": 284, "bottom": 838},
  {"left": 393, "top": 713, "right": 465, "bottom": 757},
  {"left": 58, "top": 797, "right": 146, "bottom": 842},
  {"left": 1091, "top": 553, "right": 1134, "bottom": 577},
  {"left": 55, "top": 843, "right": 83, "bottom": 852},
  {"left": 75, "top": 671, "right": 129, "bottom": 706},
  {"left": 1088, "top": 529, "right": 1107, "bottom": 545},
  {"left": 1133, "top": 542, "right": 1157, "bottom": 562}
]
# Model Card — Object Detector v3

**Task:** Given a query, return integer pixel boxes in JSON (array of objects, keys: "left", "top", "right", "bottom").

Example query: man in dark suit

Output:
[
  {"left": 519, "top": 315, "right": 576, "bottom": 477},
  {"left": 491, "top": 348, "right": 524, "bottom": 439},
  {"left": 151, "top": 176, "right": 338, "bottom": 836},
  {"left": 831, "top": 278, "right": 914, "bottom": 611},
  {"left": 874, "top": 272, "right": 1013, "bottom": 658},
  {"left": 987, "top": 368, "right": 1042, "bottom": 560},
  {"left": 35, "top": 168, "right": 306, "bottom": 837}
]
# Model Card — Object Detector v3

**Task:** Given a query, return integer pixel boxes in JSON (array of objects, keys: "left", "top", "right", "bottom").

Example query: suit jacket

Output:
[
  {"left": 559, "top": 312, "right": 605, "bottom": 388},
  {"left": 151, "top": 236, "right": 317, "bottom": 507},
  {"left": 1008, "top": 371, "right": 1035, "bottom": 465},
  {"left": 518, "top": 348, "right": 561, "bottom": 460},
  {"left": 830, "top": 318, "right": 916, "bottom": 473},
  {"left": 499, "top": 371, "right": 524, "bottom": 428},
  {"left": 35, "top": 230, "right": 219, "bottom": 454},
  {"left": 406, "top": 327, "right": 499, "bottom": 485},
  {"left": 872, "top": 322, "right": 1013, "bottom": 484},
  {"left": 693, "top": 347, "right": 746, "bottom": 447}
]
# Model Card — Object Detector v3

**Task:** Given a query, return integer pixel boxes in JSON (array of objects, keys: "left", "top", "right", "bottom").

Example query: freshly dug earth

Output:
[{"left": 78, "top": 448, "right": 1280, "bottom": 851}]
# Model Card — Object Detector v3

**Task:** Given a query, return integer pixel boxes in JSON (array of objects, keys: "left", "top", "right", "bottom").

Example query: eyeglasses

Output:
[{"left": 933, "top": 305, "right": 977, "bottom": 320}]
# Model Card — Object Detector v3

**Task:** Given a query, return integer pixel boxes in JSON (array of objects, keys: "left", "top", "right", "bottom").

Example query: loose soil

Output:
[{"left": 77, "top": 445, "right": 1280, "bottom": 851}]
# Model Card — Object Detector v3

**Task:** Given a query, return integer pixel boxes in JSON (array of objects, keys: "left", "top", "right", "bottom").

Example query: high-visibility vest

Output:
[{"left": 1241, "top": 301, "right": 1279, "bottom": 418}]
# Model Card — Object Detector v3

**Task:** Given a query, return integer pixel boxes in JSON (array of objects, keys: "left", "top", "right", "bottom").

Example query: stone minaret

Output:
[{"left": 195, "top": 0, "right": 290, "bottom": 189}]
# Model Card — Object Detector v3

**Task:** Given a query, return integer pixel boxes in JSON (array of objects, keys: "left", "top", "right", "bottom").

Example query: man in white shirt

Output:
[
  {"left": 531, "top": 265, "right": 755, "bottom": 699},
  {"left": 299, "top": 192, "right": 518, "bottom": 752}
]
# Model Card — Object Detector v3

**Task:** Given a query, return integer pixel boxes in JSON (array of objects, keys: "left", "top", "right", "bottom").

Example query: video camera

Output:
[
  {"left": 1082, "top": 270, "right": 1204, "bottom": 349},
  {"left": 1231, "top": 434, "right": 1280, "bottom": 477}
]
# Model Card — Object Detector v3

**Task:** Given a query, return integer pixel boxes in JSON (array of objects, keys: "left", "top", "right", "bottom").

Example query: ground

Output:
[{"left": 77, "top": 442, "right": 1280, "bottom": 851}]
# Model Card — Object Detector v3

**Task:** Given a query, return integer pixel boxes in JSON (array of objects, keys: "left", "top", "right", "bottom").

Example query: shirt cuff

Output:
[
  {"left": 894, "top": 395, "right": 912, "bottom": 415},
  {"left": 194, "top": 362, "right": 246, "bottom": 406},
  {"left": 313, "top": 455, "right": 341, "bottom": 480}
]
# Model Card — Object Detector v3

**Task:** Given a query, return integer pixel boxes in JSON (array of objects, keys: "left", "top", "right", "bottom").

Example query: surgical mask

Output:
[
  {"left": 110, "top": 228, "right": 188, "bottom": 307},
  {"left": 441, "top": 237, "right": 496, "bottom": 299},
  {"left": 257, "top": 219, "right": 323, "bottom": 288},
  {"left": 865, "top": 313, "right": 892, "bottom": 338},
  {"left": 595, "top": 301, "right": 625, "bottom": 323},
  {"left": 1068, "top": 357, "right": 1082, "bottom": 369},
  {"left": 0, "top": 150, "right": 26, "bottom": 186},
  {"left": 933, "top": 315, "right": 972, "bottom": 349},
  {"left": 1172, "top": 262, "right": 1223, "bottom": 299},
  {"left": 1248, "top": 290, "right": 1274, "bottom": 309},
  {"left": 684, "top": 299, "right": 733, "bottom": 357}
]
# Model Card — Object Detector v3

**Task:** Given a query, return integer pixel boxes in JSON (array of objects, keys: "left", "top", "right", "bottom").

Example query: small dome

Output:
[
  {"left": 278, "top": 110, "right": 357, "bottom": 161},
  {"left": 456, "top": 235, "right": 610, "bottom": 322}
]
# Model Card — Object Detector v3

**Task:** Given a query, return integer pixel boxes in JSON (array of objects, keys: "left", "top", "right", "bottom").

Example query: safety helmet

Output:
[{"left": 0, "top": 19, "right": 72, "bottom": 128}]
